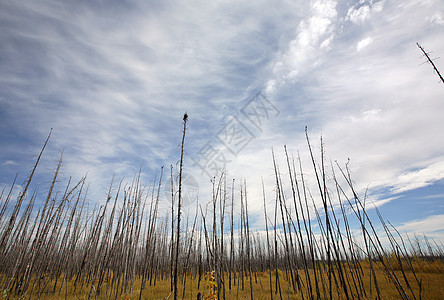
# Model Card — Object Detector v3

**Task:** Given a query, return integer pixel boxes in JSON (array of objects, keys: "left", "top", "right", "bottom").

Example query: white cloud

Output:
[
  {"left": 2, "top": 160, "right": 18, "bottom": 166},
  {"left": 428, "top": 11, "right": 444, "bottom": 25},
  {"left": 372, "top": 2, "right": 384, "bottom": 13},
  {"left": 268, "top": 0, "right": 337, "bottom": 90},
  {"left": 346, "top": 1, "right": 385, "bottom": 24},
  {"left": 392, "top": 162, "right": 444, "bottom": 193},
  {"left": 397, "top": 214, "right": 444, "bottom": 238},
  {"left": 356, "top": 37, "right": 373, "bottom": 51},
  {"left": 347, "top": 5, "right": 371, "bottom": 24},
  {"left": 369, "top": 196, "right": 401, "bottom": 208},
  {"left": 292, "top": 0, "right": 444, "bottom": 203}
]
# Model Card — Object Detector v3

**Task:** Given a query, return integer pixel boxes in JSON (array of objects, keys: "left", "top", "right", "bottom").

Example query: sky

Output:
[{"left": 1, "top": 0, "right": 443, "bottom": 245}]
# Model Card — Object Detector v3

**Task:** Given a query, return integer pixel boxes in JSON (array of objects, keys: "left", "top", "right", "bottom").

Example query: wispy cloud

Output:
[
  {"left": 266, "top": 0, "right": 337, "bottom": 94},
  {"left": 427, "top": 11, "right": 444, "bottom": 25},
  {"left": 356, "top": 37, "right": 373, "bottom": 51},
  {"left": 1, "top": 0, "right": 444, "bottom": 241},
  {"left": 1, "top": 160, "right": 19, "bottom": 166},
  {"left": 397, "top": 214, "right": 444, "bottom": 239},
  {"left": 346, "top": 0, "right": 384, "bottom": 24}
]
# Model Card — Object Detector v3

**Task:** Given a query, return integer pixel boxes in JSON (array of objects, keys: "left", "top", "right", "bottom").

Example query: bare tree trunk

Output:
[
  {"left": 229, "top": 179, "right": 235, "bottom": 290},
  {"left": 417, "top": 42, "right": 444, "bottom": 83},
  {"left": 243, "top": 181, "right": 254, "bottom": 299},
  {"left": 262, "top": 179, "right": 273, "bottom": 300},
  {"left": 173, "top": 113, "right": 188, "bottom": 300},
  {"left": 220, "top": 173, "right": 227, "bottom": 300},
  {"left": 170, "top": 165, "right": 175, "bottom": 292}
]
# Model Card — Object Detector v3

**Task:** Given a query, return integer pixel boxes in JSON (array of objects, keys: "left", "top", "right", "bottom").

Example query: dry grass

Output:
[{"left": 3, "top": 260, "right": 443, "bottom": 299}]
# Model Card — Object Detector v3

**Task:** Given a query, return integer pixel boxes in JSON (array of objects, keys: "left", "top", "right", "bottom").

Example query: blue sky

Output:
[{"left": 1, "top": 0, "right": 443, "bottom": 243}]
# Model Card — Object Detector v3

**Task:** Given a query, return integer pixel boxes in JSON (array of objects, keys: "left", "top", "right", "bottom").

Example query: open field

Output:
[
  {"left": 2, "top": 262, "right": 444, "bottom": 299},
  {"left": 1, "top": 127, "right": 443, "bottom": 299}
]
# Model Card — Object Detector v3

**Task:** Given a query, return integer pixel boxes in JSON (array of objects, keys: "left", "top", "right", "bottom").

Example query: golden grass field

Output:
[{"left": 3, "top": 259, "right": 443, "bottom": 300}]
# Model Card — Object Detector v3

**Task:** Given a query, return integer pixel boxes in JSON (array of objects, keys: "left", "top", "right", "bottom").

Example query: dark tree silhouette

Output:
[{"left": 417, "top": 42, "right": 444, "bottom": 84}]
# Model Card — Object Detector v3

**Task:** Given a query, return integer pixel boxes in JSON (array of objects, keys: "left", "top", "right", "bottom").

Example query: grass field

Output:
[{"left": 3, "top": 259, "right": 443, "bottom": 299}]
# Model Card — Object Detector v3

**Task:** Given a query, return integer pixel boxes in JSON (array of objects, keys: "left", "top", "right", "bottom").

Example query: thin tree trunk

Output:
[{"left": 173, "top": 113, "right": 188, "bottom": 300}]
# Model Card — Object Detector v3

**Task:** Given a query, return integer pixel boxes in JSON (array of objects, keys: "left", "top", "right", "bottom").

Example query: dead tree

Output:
[
  {"left": 417, "top": 42, "right": 444, "bottom": 84},
  {"left": 173, "top": 113, "right": 188, "bottom": 300}
]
